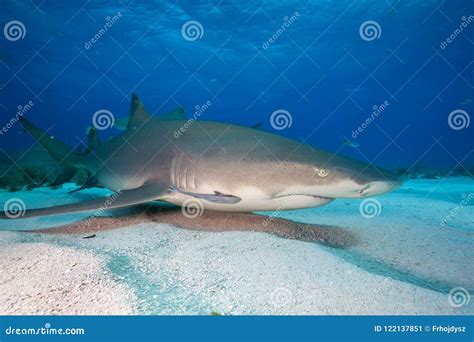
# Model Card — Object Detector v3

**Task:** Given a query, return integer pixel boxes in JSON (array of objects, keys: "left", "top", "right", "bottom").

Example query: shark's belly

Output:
[{"left": 164, "top": 188, "right": 332, "bottom": 212}]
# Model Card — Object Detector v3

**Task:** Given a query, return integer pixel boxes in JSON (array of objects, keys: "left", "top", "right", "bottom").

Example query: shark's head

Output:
[{"left": 306, "top": 154, "right": 402, "bottom": 199}]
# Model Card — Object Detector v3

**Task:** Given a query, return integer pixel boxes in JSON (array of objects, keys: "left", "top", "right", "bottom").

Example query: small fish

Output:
[
  {"left": 82, "top": 234, "right": 96, "bottom": 239},
  {"left": 49, "top": 31, "right": 65, "bottom": 37},
  {"left": 345, "top": 87, "right": 368, "bottom": 93},
  {"left": 0, "top": 52, "right": 10, "bottom": 62},
  {"left": 342, "top": 138, "right": 360, "bottom": 148},
  {"left": 460, "top": 98, "right": 472, "bottom": 105},
  {"left": 169, "top": 185, "right": 241, "bottom": 204}
]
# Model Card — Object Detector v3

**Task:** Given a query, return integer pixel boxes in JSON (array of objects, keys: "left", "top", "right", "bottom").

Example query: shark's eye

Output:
[{"left": 315, "top": 168, "right": 329, "bottom": 177}]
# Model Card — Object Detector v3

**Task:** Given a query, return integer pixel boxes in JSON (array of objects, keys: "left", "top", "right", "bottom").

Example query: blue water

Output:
[
  {"left": 0, "top": 0, "right": 472, "bottom": 170},
  {"left": 2, "top": 1, "right": 474, "bottom": 316}
]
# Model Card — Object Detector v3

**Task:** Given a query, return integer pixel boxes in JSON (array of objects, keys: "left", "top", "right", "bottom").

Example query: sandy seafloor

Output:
[{"left": 0, "top": 178, "right": 473, "bottom": 315}]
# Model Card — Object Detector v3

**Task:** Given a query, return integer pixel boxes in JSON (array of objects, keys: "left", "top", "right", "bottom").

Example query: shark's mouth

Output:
[{"left": 311, "top": 195, "right": 334, "bottom": 201}]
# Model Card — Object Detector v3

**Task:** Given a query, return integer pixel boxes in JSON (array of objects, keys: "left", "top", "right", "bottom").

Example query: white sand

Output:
[
  {"left": 0, "top": 178, "right": 473, "bottom": 315},
  {"left": 0, "top": 232, "right": 136, "bottom": 315},
  {"left": 25, "top": 223, "right": 471, "bottom": 315},
  {"left": 270, "top": 178, "right": 474, "bottom": 291}
]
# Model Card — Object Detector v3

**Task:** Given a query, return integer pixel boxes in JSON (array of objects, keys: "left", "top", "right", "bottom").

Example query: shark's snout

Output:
[
  {"left": 338, "top": 165, "right": 403, "bottom": 198},
  {"left": 308, "top": 155, "right": 403, "bottom": 199},
  {"left": 313, "top": 178, "right": 401, "bottom": 199},
  {"left": 356, "top": 180, "right": 402, "bottom": 197}
]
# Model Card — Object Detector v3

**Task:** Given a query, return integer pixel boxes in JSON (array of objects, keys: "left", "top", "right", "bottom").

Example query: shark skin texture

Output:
[{"left": 0, "top": 94, "right": 401, "bottom": 219}]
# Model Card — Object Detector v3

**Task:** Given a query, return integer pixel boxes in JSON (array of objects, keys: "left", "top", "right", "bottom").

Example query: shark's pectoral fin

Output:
[
  {"left": 169, "top": 186, "right": 241, "bottom": 204},
  {"left": 0, "top": 183, "right": 168, "bottom": 219},
  {"left": 68, "top": 176, "right": 103, "bottom": 194}
]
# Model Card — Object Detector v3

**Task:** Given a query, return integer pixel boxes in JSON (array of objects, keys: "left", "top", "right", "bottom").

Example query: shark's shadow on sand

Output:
[
  {"left": 29, "top": 205, "right": 471, "bottom": 295},
  {"left": 31, "top": 204, "right": 357, "bottom": 249},
  {"left": 28, "top": 203, "right": 474, "bottom": 293}
]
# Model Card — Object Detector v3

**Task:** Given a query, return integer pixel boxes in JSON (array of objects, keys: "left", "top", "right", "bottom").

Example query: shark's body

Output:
[
  {"left": 1, "top": 94, "right": 401, "bottom": 219},
  {"left": 92, "top": 118, "right": 334, "bottom": 211}
]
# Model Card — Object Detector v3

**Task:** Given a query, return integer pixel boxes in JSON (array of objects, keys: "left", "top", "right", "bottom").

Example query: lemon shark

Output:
[{"left": 1, "top": 94, "right": 401, "bottom": 219}]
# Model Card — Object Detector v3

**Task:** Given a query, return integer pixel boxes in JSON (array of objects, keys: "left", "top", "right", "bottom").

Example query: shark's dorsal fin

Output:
[
  {"left": 85, "top": 126, "right": 100, "bottom": 153},
  {"left": 115, "top": 103, "right": 185, "bottom": 132},
  {"left": 127, "top": 93, "right": 151, "bottom": 131}
]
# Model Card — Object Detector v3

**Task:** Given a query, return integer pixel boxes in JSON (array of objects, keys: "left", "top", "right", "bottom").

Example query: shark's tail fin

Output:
[{"left": 19, "top": 117, "right": 85, "bottom": 168}]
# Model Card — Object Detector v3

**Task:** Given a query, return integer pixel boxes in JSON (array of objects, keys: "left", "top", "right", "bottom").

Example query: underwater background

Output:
[
  {"left": 0, "top": 0, "right": 473, "bottom": 172},
  {"left": 0, "top": 0, "right": 473, "bottom": 316}
]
